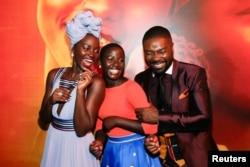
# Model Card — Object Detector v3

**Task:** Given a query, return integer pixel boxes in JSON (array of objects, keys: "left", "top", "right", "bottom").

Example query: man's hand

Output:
[
  {"left": 135, "top": 103, "right": 159, "bottom": 124},
  {"left": 144, "top": 134, "right": 160, "bottom": 155}
]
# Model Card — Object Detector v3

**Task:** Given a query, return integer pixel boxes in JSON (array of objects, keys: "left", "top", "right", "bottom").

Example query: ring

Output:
[
  {"left": 138, "top": 116, "right": 142, "bottom": 121},
  {"left": 58, "top": 92, "right": 63, "bottom": 97}
]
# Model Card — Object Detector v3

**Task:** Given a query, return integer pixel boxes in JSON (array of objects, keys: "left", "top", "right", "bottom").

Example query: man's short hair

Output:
[{"left": 142, "top": 26, "right": 172, "bottom": 43}]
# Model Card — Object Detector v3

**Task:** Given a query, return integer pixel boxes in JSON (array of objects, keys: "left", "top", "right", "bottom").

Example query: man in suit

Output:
[{"left": 134, "top": 26, "right": 218, "bottom": 167}]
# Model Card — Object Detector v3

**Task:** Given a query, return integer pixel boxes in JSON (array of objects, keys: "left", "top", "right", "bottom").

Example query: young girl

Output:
[{"left": 90, "top": 43, "right": 160, "bottom": 167}]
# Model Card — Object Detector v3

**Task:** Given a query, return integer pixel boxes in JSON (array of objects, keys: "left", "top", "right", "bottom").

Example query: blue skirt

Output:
[{"left": 101, "top": 133, "right": 161, "bottom": 167}]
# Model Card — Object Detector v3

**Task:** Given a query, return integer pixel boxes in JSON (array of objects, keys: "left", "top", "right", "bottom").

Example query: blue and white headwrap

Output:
[{"left": 66, "top": 11, "right": 102, "bottom": 49}]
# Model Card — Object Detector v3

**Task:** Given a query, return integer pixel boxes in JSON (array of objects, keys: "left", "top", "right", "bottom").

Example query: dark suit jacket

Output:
[{"left": 135, "top": 59, "right": 218, "bottom": 167}]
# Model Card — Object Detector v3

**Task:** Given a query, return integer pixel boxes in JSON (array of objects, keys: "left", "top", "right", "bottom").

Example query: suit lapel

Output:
[{"left": 171, "top": 60, "right": 180, "bottom": 112}]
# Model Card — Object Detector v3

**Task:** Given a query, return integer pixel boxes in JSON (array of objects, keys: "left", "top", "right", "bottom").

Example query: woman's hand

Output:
[
  {"left": 77, "top": 68, "right": 93, "bottom": 91},
  {"left": 51, "top": 87, "right": 71, "bottom": 104},
  {"left": 89, "top": 140, "right": 103, "bottom": 159}
]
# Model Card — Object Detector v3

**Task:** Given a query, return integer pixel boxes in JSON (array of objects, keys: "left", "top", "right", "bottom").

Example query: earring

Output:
[{"left": 98, "top": 60, "right": 102, "bottom": 68}]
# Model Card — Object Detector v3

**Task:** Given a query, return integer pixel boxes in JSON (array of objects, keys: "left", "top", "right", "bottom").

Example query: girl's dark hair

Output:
[{"left": 100, "top": 43, "right": 124, "bottom": 62}]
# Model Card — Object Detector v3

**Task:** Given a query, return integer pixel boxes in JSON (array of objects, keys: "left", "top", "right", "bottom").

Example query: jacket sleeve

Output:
[{"left": 158, "top": 67, "right": 213, "bottom": 133}]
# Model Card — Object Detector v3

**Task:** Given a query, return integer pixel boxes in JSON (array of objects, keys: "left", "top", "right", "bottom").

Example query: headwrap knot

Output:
[{"left": 66, "top": 11, "right": 102, "bottom": 49}]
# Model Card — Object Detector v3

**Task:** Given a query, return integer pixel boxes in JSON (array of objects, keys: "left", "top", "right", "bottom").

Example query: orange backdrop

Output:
[{"left": 0, "top": 0, "right": 249, "bottom": 166}]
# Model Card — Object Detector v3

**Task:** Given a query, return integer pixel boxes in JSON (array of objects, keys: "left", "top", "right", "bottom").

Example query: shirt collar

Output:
[{"left": 166, "top": 62, "right": 173, "bottom": 75}]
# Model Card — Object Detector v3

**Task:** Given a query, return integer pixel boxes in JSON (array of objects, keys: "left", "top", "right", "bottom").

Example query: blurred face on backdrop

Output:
[
  {"left": 37, "top": 0, "right": 175, "bottom": 79},
  {"left": 199, "top": 0, "right": 250, "bottom": 114},
  {"left": 84, "top": 0, "right": 173, "bottom": 53}
]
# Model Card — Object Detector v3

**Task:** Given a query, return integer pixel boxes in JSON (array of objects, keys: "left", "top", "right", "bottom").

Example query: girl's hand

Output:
[{"left": 144, "top": 134, "right": 160, "bottom": 155}]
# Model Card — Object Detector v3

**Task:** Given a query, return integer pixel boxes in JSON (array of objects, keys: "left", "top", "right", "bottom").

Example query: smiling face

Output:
[
  {"left": 100, "top": 44, "right": 125, "bottom": 82},
  {"left": 143, "top": 36, "right": 174, "bottom": 75},
  {"left": 73, "top": 34, "right": 100, "bottom": 71}
]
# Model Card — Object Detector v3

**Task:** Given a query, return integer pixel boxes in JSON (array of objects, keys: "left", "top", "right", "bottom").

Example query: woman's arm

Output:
[
  {"left": 38, "top": 68, "right": 58, "bottom": 130},
  {"left": 74, "top": 73, "right": 105, "bottom": 137}
]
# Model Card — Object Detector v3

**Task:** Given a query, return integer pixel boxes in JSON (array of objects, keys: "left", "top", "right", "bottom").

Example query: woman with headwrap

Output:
[{"left": 38, "top": 11, "right": 105, "bottom": 167}]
